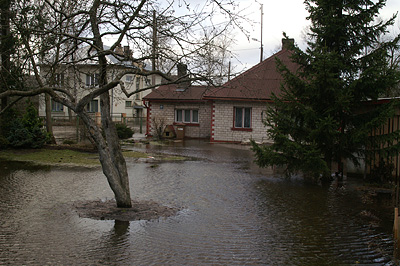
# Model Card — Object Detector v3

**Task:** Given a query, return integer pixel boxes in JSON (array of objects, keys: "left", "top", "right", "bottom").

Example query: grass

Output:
[
  {"left": 0, "top": 149, "right": 100, "bottom": 166},
  {"left": 0, "top": 148, "right": 188, "bottom": 166},
  {"left": 162, "top": 156, "right": 187, "bottom": 161},
  {"left": 122, "top": 150, "right": 149, "bottom": 158}
]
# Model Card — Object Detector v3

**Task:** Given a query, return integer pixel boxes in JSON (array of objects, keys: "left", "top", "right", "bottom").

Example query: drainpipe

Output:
[
  {"left": 111, "top": 71, "right": 114, "bottom": 117},
  {"left": 143, "top": 99, "right": 150, "bottom": 137}
]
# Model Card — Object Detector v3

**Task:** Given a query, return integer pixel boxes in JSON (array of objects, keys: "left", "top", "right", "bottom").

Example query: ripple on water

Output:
[{"left": 0, "top": 143, "right": 395, "bottom": 265}]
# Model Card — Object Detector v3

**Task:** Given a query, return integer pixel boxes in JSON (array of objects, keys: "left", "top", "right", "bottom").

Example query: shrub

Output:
[
  {"left": 0, "top": 135, "right": 9, "bottom": 149},
  {"left": 6, "top": 104, "right": 49, "bottom": 149},
  {"left": 115, "top": 123, "right": 134, "bottom": 139},
  {"left": 369, "top": 158, "right": 394, "bottom": 184}
]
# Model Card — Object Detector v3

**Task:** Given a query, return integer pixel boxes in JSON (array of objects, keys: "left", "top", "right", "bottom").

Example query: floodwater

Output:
[{"left": 0, "top": 140, "right": 395, "bottom": 265}]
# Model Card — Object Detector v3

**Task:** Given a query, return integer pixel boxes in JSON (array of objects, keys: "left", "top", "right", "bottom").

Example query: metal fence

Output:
[{"left": 40, "top": 113, "right": 146, "bottom": 144}]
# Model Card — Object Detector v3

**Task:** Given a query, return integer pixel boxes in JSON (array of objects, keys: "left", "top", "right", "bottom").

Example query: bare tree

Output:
[
  {"left": 0, "top": 0, "right": 245, "bottom": 208},
  {"left": 190, "top": 28, "right": 235, "bottom": 85}
]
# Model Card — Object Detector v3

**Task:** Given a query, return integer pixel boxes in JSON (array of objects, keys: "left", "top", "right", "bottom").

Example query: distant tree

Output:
[
  {"left": 191, "top": 29, "right": 235, "bottom": 85},
  {"left": 143, "top": 7, "right": 237, "bottom": 86},
  {"left": 252, "top": 0, "right": 400, "bottom": 181},
  {"left": 0, "top": 0, "right": 21, "bottom": 135}
]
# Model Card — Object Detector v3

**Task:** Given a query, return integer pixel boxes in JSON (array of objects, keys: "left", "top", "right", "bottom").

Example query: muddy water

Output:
[{"left": 0, "top": 140, "right": 394, "bottom": 265}]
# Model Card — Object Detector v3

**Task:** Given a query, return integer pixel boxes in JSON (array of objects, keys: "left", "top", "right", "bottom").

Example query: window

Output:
[
  {"left": 136, "top": 77, "right": 140, "bottom": 90},
  {"left": 86, "top": 73, "right": 99, "bottom": 87},
  {"left": 51, "top": 100, "right": 64, "bottom": 112},
  {"left": 55, "top": 73, "right": 64, "bottom": 87},
  {"left": 125, "top": 75, "right": 133, "bottom": 83},
  {"left": 86, "top": 100, "right": 99, "bottom": 113},
  {"left": 184, "top": 110, "right": 191, "bottom": 122},
  {"left": 135, "top": 91, "right": 141, "bottom": 100},
  {"left": 234, "top": 107, "right": 251, "bottom": 128},
  {"left": 145, "top": 77, "right": 151, "bottom": 86},
  {"left": 125, "top": 100, "right": 132, "bottom": 108},
  {"left": 175, "top": 109, "right": 199, "bottom": 124},
  {"left": 192, "top": 110, "right": 199, "bottom": 123}
]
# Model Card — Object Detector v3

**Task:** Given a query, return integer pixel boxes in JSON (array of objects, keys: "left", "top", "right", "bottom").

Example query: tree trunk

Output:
[
  {"left": 0, "top": 0, "right": 11, "bottom": 136},
  {"left": 100, "top": 91, "right": 132, "bottom": 208},
  {"left": 78, "top": 109, "right": 132, "bottom": 208},
  {"left": 45, "top": 93, "right": 56, "bottom": 144},
  {"left": 87, "top": 0, "right": 132, "bottom": 208}
]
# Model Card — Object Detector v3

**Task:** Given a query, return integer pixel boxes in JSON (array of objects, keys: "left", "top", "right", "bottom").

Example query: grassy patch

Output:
[
  {"left": 0, "top": 147, "right": 190, "bottom": 167},
  {"left": 122, "top": 150, "right": 149, "bottom": 158},
  {"left": 161, "top": 156, "right": 187, "bottom": 161},
  {"left": 0, "top": 149, "right": 100, "bottom": 166}
]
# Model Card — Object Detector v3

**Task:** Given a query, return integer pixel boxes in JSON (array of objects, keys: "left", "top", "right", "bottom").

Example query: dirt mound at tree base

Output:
[{"left": 74, "top": 200, "right": 180, "bottom": 221}]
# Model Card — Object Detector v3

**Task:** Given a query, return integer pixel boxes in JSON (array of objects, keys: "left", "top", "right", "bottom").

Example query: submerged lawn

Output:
[
  {"left": 0, "top": 149, "right": 101, "bottom": 166},
  {"left": 0, "top": 148, "right": 186, "bottom": 166}
]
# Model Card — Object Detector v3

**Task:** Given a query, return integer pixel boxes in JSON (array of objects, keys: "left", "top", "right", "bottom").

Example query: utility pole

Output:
[
  {"left": 228, "top": 61, "right": 231, "bottom": 81},
  {"left": 152, "top": 10, "right": 157, "bottom": 87},
  {"left": 0, "top": 0, "right": 11, "bottom": 111},
  {"left": 260, "top": 3, "right": 263, "bottom": 63}
]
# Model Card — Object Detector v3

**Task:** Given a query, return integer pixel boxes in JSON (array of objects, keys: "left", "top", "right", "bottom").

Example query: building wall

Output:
[
  {"left": 211, "top": 100, "right": 272, "bottom": 143},
  {"left": 39, "top": 65, "right": 162, "bottom": 119},
  {"left": 148, "top": 101, "right": 211, "bottom": 139}
]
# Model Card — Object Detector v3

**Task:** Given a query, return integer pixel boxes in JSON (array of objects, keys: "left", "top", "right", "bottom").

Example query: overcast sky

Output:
[{"left": 230, "top": 0, "right": 400, "bottom": 74}]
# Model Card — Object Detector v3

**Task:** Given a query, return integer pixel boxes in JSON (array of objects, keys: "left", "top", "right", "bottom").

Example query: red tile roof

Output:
[
  {"left": 143, "top": 84, "right": 210, "bottom": 101},
  {"left": 144, "top": 47, "right": 297, "bottom": 102},
  {"left": 204, "top": 48, "right": 297, "bottom": 101}
]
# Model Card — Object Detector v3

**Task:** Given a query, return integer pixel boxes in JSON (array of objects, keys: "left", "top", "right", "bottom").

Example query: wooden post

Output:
[
  {"left": 76, "top": 116, "right": 80, "bottom": 143},
  {"left": 394, "top": 207, "right": 400, "bottom": 263},
  {"left": 140, "top": 116, "right": 143, "bottom": 134},
  {"left": 121, "top": 113, "right": 127, "bottom": 124}
]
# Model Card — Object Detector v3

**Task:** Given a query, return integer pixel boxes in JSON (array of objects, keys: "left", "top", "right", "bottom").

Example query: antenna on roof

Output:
[
  {"left": 259, "top": 3, "right": 263, "bottom": 63},
  {"left": 254, "top": 1, "right": 264, "bottom": 63}
]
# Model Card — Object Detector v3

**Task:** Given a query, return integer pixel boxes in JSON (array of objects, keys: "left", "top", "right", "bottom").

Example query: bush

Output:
[
  {"left": 5, "top": 104, "right": 49, "bottom": 149},
  {"left": 115, "top": 123, "right": 134, "bottom": 139},
  {"left": 369, "top": 158, "right": 394, "bottom": 184},
  {"left": 0, "top": 135, "right": 9, "bottom": 149}
]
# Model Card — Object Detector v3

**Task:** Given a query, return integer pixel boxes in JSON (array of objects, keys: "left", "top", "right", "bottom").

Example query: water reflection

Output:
[{"left": 0, "top": 140, "right": 395, "bottom": 265}]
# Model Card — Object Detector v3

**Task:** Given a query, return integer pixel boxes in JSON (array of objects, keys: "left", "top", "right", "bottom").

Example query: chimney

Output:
[
  {"left": 123, "top": 46, "right": 131, "bottom": 58},
  {"left": 282, "top": 38, "right": 295, "bottom": 50},
  {"left": 115, "top": 44, "right": 123, "bottom": 55},
  {"left": 177, "top": 63, "right": 187, "bottom": 78},
  {"left": 176, "top": 63, "right": 190, "bottom": 89}
]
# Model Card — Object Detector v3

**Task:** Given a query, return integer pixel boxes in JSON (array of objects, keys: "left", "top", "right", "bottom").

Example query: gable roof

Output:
[
  {"left": 40, "top": 45, "right": 153, "bottom": 71},
  {"left": 204, "top": 48, "right": 297, "bottom": 101},
  {"left": 143, "top": 85, "right": 210, "bottom": 102}
]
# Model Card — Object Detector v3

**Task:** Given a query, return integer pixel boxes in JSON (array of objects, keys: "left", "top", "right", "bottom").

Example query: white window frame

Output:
[
  {"left": 175, "top": 109, "right": 199, "bottom": 124},
  {"left": 125, "top": 75, "right": 133, "bottom": 83},
  {"left": 86, "top": 73, "right": 99, "bottom": 87},
  {"left": 55, "top": 73, "right": 64, "bottom": 87},
  {"left": 51, "top": 100, "right": 64, "bottom": 112},
  {"left": 125, "top": 100, "right": 133, "bottom": 108},
  {"left": 86, "top": 99, "right": 99, "bottom": 113},
  {"left": 136, "top": 77, "right": 141, "bottom": 90},
  {"left": 234, "top": 107, "right": 251, "bottom": 128}
]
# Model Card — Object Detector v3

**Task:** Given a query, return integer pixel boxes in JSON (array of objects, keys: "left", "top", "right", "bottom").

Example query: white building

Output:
[{"left": 39, "top": 45, "right": 161, "bottom": 122}]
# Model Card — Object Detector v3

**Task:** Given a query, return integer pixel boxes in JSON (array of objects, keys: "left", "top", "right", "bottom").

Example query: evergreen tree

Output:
[{"left": 252, "top": 0, "right": 400, "bottom": 181}]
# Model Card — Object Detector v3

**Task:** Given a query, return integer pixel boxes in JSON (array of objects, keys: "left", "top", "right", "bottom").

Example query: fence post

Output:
[
  {"left": 76, "top": 116, "right": 80, "bottom": 143},
  {"left": 394, "top": 207, "right": 400, "bottom": 264},
  {"left": 122, "top": 113, "right": 127, "bottom": 124}
]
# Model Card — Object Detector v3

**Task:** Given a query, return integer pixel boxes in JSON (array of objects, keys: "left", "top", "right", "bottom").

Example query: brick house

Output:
[
  {"left": 144, "top": 39, "right": 297, "bottom": 142},
  {"left": 143, "top": 84, "right": 212, "bottom": 139},
  {"left": 204, "top": 39, "right": 298, "bottom": 143}
]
